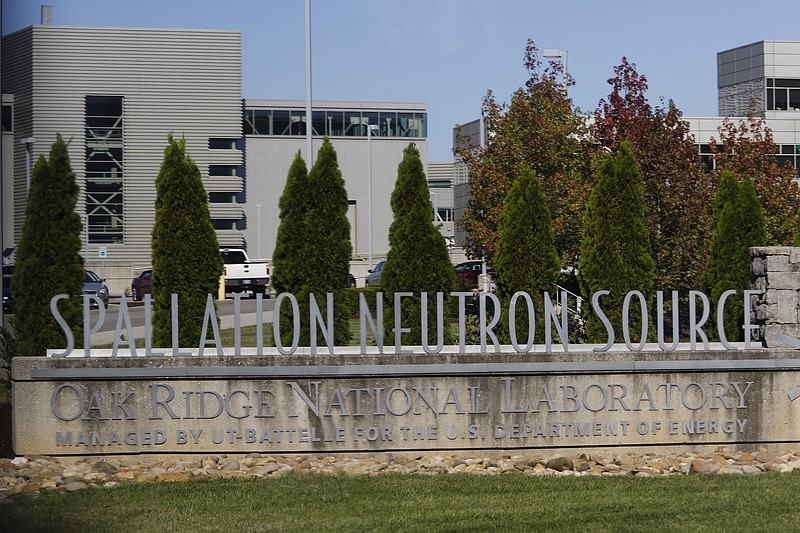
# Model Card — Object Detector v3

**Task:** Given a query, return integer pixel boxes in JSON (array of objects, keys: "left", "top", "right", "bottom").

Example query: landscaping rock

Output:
[{"left": 545, "top": 457, "right": 574, "bottom": 472}]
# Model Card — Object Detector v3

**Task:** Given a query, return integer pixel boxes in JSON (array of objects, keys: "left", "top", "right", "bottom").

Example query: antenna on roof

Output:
[{"left": 41, "top": 5, "right": 52, "bottom": 25}]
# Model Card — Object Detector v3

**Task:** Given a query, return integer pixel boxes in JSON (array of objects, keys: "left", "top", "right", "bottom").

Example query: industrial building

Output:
[{"left": 1, "top": 18, "right": 446, "bottom": 292}]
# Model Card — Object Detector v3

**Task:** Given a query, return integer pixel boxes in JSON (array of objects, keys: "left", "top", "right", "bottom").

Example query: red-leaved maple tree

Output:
[{"left": 593, "top": 58, "right": 714, "bottom": 291}]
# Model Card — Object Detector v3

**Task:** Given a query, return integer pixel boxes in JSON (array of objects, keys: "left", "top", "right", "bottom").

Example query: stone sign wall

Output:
[
  {"left": 751, "top": 246, "right": 800, "bottom": 347},
  {"left": 12, "top": 351, "right": 800, "bottom": 455}
]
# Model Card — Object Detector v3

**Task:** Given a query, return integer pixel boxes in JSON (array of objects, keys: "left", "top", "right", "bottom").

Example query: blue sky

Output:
[{"left": 4, "top": 0, "right": 799, "bottom": 161}]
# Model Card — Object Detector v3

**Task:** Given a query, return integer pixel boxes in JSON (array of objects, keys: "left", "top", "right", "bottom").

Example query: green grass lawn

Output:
[{"left": 2, "top": 472, "right": 799, "bottom": 532}]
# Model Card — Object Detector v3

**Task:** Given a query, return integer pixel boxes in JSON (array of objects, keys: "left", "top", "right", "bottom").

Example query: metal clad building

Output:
[{"left": 2, "top": 24, "right": 243, "bottom": 279}]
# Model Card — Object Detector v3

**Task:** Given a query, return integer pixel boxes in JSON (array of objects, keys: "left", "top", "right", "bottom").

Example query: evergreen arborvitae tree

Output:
[
  {"left": 702, "top": 171, "right": 740, "bottom": 298},
  {"left": 703, "top": 172, "right": 765, "bottom": 341},
  {"left": 272, "top": 151, "right": 309, "bottom": 295},
  {"left": 272, "top": 151, "right": 309, "bottom": 346},
  {"left": 382, "top": 143, "right": 456, "bottom": 346},
  {"left": 151, "top": 135, "right": 223, "bottom": 348},
  {"left": 494, "top": 167, "right": 560, "bottom": 344},
  {"left": 579, "top": 141, "right": 654, "bottom": 343},
  {"left": 297, "top": 137, "right": 352, "bottom": 346},
  {"left": 13, "top": 135, "right": 84, "bottom": 355}
]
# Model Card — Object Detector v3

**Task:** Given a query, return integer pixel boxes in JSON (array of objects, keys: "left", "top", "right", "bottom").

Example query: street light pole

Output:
[
  {"left": 366, "top": 124, "right": 377, "bottom": 271},
  {"left": 542, "top": 49, "right": 569, "bottom": 92},
  {"left": 255, "top": 203, "right": 263, "bottom": 258},
  {"left": 304, "top": 0, "right": 314, "bottom": 166}
]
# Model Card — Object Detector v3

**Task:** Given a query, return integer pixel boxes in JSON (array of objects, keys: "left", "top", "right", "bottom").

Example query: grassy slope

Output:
[{"left": 2, "top": 473, "right": 800, "bottom": 532}]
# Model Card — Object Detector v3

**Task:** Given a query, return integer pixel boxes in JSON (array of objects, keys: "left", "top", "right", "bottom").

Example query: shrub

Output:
[{"left": 151, "top": 135, "right": 223, "bottom": 348}]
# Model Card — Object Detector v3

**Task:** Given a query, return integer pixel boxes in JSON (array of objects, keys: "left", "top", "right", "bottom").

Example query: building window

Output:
[
  {"left": 243, "top": 108, "right": 427, "bottom": 138},
  {"left": 85, "top": 95, "right": 124, "bottom": 244},
  {"left": 211, "top": 219, "right": 239, "bottom": 230},
  {"left": 208, "top": 138, "right": 238, "bottom": 150},
  {"left": 209, "top": 192, "right": 236, "bottom": 203},
  {"left": 209, "top": 165, "right": 239, "bottom": 176},
  {"left": 1, "top": 104, "right": 12, "bottom": 132},
  {"left": 766, "top": 79, "right": 800, "bottom": 111}
]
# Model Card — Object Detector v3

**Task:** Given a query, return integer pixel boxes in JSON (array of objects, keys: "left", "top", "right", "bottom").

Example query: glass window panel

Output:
[
  {"left": 767, "top": 89, "right": 774, "bottom": 110},
  {"left": 362, "top": 112, "right": 378, "bottom": 134},
  {"left": 777, "top": 155, "right": 794, "bottom": 168},
  {"left": 1, "top": 105, "right": 11, "bottom": 132},
  {"left": 327, "top": 111, "right": 344, "bottom": 136},
  {"left": 290, "top": 110, "right": 306, "bottom": 135},
  {"left": 209, "top": 165, "right": 238, "bottom": 176},
  {"left": 775, "top": 88, "right": 788, "bottom": 110},
  {"left": 775, "top": 79, "right": 799, "bottom": 88},
  {"left": 312, "top": 110, "right": 326, "bottom": 136},
  {"left": 781, "top": 145, "right": 795, "bottom": 155},
  {"left": 416, "top": 113, "right": 427, "bottom": 137},
  {"left": 379, "top": 112, "right": 396, "bottom": 137},
  {"left": 344, "top": 111, "right": 362, "bottom": 136},
  {"left": 86, "top": 95, "right": 122, "bottom": 117},
  {"left": 767, "top": 78, "right": 774, "bottom": 87},
  {"left": 209, "top": 138, "right": 237, "bottom": 149},
  {"left": 243, "top": 110, "right": 254, "bottom": 135},
  {"left": 253, "top": 110, "right": 270, "bottom": 135},
  {"left": 272, "top": 110, "right": 290, "bottom": 135},
  {"left": 397, "top": 113, "right": 414, "bottom": 137},
  {"left": 790, "top": 89, "right": 800, "bottom": 110}
]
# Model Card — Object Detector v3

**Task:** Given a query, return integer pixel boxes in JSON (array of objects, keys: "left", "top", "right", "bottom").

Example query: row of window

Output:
[
  {"left": 698, "top": 143, "right": 800, "bottom": 173},
  {"left": 243, "top": 109, "right": 427, "bottom": 138},
  {"left": 85, "top": 96, "right": 124, "bottom": 244}
]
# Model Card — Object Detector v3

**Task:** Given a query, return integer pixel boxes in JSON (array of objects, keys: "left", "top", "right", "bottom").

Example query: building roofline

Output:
[{"left": 244, "top": 98, "right": 427, "bottom": 111}]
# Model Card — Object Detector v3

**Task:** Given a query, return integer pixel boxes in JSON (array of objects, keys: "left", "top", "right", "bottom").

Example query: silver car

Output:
[
  {"left": 365, "top": 261, "right": 385, "bottom": 287},
  {"left": 83, "top": 270, "right": 109, "bottom": 307}
]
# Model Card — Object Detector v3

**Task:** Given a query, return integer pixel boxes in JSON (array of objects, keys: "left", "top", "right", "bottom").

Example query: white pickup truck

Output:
[{"left": 220, "top": 248, "right": 270, "bottom": 297}]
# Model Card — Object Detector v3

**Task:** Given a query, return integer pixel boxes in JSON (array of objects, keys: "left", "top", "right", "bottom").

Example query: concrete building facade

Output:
[{"left": 242, "top": 99, "right": 428, "bottom": 268}]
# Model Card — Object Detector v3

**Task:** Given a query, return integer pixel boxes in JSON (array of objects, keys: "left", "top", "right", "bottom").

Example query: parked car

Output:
[
  {"left": 454, "top": 261, "right": 496, "bottom": 288},
  {"left": 84, "top": 270, "right": 109, "bottom": 307},
  {"left": 365, "top": 261, "right": 385, "bottom": 287},
  {"left": 131, "top": 269, "right": 152, "bottom": 301}
]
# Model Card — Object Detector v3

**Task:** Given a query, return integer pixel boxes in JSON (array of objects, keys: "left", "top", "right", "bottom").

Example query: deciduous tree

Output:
[
  {"left": 456, "top": 40, "right": 589, "bottom": 268},
  {"left": 579, "top": 141, "right": 654, "bottom": 344},
  {"left": 13, "top": 135, "right": 84, "bottom": 355},
  {"left": 382, "top": 143, "right": 455, "bottom": 347},
  {"left": 151, "top": 135, "right": 223, "bottom": 348},
  {"left": 710, "top": 113, "right": 799, "bottom": 246},
  {"left": 594, "top": 58, "right": 713, "bottom": 292}
]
